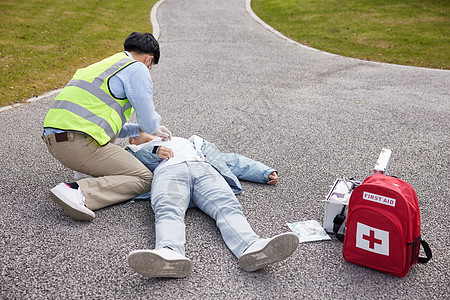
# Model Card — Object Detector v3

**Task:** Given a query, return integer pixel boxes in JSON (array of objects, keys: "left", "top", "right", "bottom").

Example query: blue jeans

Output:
[{"left": 150, "top": 161, "right": 260, "bottom": 258}]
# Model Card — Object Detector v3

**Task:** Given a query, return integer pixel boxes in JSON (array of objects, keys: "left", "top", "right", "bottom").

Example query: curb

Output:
[
  {"left": 245, "top": 0, "right": 449, "bottom": 73},
  {"left": 0, "top": 89, "right": 62, "bottom": 113},
  {"left": 150, "top": 0, "right": 166, "bottom": 41}
]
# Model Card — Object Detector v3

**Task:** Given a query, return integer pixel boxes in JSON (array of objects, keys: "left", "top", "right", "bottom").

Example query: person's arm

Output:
[
  {"left": 127, "top": 128, "right": 155, "bottom": 145},
  {"left": 201, "top": 139, "right": 278, "bottom": 184},
  {"left": 127, "top": 145, "right": 173, "bottom": 172},
  {"left": 123, "top": 64, "right": 160, "bottom": 135},
  {"left": 221, "top": 152, "right": 278, "bottom": 184},
  {"left": 117, "top": 123, "right": 140, "bottom": 139},
  {"left": 127, "top": 146, "right": 161, "bottom": 172},
  {"left": 110, "top": 61, "right": 160, "bottom": 136}
]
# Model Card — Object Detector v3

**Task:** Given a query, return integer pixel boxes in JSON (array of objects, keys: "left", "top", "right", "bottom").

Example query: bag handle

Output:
[
  {"left": 418, "top": 240, "right": 432, "bottom": 263},
  {"left": 333, "top": 206, "right": 346, "bottom": 241}
]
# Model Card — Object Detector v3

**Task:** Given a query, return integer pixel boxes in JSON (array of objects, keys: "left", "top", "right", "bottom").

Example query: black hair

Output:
[{"left": 123, "top": 32, "right": 160, "bottom": 64}]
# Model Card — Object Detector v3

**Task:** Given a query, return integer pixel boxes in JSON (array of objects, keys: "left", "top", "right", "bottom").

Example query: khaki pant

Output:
[{"left": 42, "top": 132, "right": 151, "bottom": 210}]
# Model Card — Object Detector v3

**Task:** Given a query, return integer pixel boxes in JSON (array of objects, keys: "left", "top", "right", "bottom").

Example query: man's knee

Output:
[
  {"left": 141, "top": 167, "right": 152, "bottom": 182},
  {"left": 139, "top": 168, "right": 152, "bottom": 192}
]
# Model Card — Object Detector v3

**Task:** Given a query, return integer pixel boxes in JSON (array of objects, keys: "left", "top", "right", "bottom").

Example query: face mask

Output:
[{"left": 145, "top": 56, "right": 154, "bottom": 70}]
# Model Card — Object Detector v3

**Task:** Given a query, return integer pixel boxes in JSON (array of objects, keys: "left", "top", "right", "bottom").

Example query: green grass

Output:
[
  {"left": 0, "top": 0, "right": 157, "bottom": 107},
  {"left": 252, "top": 0, "right": 449, "bottom": 69}
]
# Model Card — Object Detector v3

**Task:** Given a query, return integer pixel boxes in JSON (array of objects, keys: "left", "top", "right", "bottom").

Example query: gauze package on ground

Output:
[{"left": 287, "top": 220, "right": 331, "bottom": 243}]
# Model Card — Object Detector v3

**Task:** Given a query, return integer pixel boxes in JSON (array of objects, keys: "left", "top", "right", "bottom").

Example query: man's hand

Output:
[
  {"left": 153, "top": 125, "right": 172, "bottom": 141},
  {"left": 129, "top": 130, "right": 156, "bottom": 145},
  {"left": 157, "top": 146, "right": 174, "bottom": 160},
  {"left": 267, "top": 172, "right": 279, "bottom": 185}
]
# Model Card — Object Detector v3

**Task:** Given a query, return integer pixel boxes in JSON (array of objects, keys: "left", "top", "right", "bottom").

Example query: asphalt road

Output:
[{"left": 1, "top": 0, "right": 449, "bottom": 299}]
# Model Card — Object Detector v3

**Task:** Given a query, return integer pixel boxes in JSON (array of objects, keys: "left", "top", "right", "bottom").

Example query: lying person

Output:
[{"left": 125, "top": 134, "right": 299, "bottom": 278}]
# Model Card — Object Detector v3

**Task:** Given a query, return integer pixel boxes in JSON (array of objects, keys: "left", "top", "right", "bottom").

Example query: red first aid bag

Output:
[{"left": 343, "top": 174, "right": 432, "bottom": 277}]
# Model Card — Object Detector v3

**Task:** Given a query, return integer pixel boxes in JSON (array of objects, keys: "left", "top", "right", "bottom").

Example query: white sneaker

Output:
[
  {"left": 50, "top": 183, "right": 95, "bottom": 221},
  {"left": 127, "top": 248, "right": 192, "bottom": 278},
  {"left": 238, "top": 232, "right": 299, "bottom": 272}
]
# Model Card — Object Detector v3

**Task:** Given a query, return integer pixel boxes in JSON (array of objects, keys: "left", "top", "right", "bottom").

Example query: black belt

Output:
[{"left": 42, "top": 131, "right": 76, "bottom": 145}]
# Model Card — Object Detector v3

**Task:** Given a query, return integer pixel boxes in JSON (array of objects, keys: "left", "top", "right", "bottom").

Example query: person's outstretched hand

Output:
[
  {"left": 267, "top": 172, "right": 279, "bottom": 185},
  {"left": 129, "top": 130, "right": 156, "bottom": 145}
]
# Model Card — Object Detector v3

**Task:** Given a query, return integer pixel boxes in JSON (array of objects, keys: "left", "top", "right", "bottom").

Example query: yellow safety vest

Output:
[{"left": 44, "top": 52, "right": 137, "bottom": 145}]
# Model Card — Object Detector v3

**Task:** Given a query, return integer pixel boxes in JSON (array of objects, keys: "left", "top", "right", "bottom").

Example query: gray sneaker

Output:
[
  {"left": 50, "top": 183, "right": 95, "bottom": 221},
  {"left": 127, "top": 248, "right": 192, "bottom": 278},
  {"left": 238, "top": 232, "right": 299, "bottom": 272}
]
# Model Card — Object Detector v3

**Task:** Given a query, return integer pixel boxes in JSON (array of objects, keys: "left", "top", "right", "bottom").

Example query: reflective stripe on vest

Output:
[
  {"left": 50, "top": 100, "right": 117, "bottom": 139},
  {"left": 44, "top": 53, "right": 136, "bottom": 145},
  {"left": 62, "top": 78, "right": 131, "bottom": 126}
]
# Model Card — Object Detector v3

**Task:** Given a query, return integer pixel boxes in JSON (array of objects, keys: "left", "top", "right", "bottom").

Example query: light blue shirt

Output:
[{"left": 44, "top": 51, "right": 159, "bottom": 139}]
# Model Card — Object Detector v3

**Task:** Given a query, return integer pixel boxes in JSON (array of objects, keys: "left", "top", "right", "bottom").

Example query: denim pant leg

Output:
[
  {"left": 190, "top": 162, "right": 259, "bottom": 258},
  {"left": 150, "top": 163, "right": 191, "bottom": 255}
]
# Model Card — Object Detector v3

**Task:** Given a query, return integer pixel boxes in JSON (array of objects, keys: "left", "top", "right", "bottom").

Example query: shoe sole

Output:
[
  {"left": 238, "top": 232, "right": 299, "bottom": 272},
  {"left": 127, "top": 250, "right": 192, "bottom": 278},
  {"left": 50, "top": 189, "right": 95, "bottom": 221}
]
